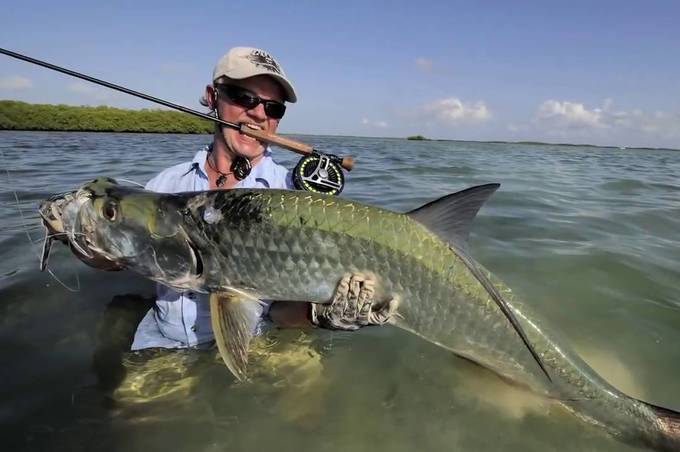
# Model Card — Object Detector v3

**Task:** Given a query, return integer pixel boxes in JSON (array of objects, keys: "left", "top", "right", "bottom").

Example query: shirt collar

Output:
[
  {"left": 191, "top": 147, "right": 209, "bottom": 179},
  {"left": 196, "top": 143, "right": 276, "bottom": 186}
]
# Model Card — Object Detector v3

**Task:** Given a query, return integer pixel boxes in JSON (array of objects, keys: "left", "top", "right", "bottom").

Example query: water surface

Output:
[{"left": 1, "top": 131, "right": 679, "bottom": 451}]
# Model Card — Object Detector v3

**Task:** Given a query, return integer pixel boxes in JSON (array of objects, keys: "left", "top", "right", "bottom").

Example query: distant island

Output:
[
  {"left": 0, "top": 100, "right": 212, "bottom": 134},
  {"left": 407, "top": 135, "right": 430, "bottom": 141}
]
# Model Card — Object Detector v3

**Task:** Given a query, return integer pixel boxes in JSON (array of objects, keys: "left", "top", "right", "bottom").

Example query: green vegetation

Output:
[
  {"left": 407, "top": 135, "right": 429, "bottom": 141},
  {"left": 0, "top": 101, "right": 213, "bottom": 134}
]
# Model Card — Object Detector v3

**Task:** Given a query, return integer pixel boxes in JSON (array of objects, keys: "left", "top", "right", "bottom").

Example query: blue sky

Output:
[{"left": 1, "top": 0, "right": 679, "bottom": 148}]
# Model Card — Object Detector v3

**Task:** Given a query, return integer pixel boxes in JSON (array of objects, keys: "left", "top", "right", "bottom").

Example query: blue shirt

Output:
[{"left": 131, "top": 145, "right": 294, "bottom": 350}]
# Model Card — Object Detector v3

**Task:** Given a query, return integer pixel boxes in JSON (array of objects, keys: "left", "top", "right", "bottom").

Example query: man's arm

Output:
[{"left": 268, "top": 301, "right": 312, "bottom": 328}]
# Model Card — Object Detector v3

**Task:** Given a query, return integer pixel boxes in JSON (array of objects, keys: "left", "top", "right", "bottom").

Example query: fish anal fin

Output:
[
  {"left": 453, "top": 246, "right": 553, "bottom": 383},
  {"left": 209, "top": 291, "right": 264, "bottom": 382}
]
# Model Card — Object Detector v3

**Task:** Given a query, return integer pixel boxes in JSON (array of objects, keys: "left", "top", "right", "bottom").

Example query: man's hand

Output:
[{"left": 310, "top": 273, "right": 398, "bottom": 331}]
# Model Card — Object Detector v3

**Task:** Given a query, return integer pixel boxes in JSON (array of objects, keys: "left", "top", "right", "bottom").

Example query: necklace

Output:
[{"left": 206, "top": 154, "right": 233, "bottom": 187}]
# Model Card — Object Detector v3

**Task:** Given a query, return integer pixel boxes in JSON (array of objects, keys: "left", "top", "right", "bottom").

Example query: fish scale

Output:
[{"left": 193, "top": 190, "right": 551, "bottom": 382}]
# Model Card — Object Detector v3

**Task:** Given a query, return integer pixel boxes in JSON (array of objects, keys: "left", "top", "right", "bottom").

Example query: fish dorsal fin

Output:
[
  {"left": 210, "top": 289, "right": 265, "bottom": 382},
  {"left": 406, "top": 183, "right": 500, "bottom": 248}
]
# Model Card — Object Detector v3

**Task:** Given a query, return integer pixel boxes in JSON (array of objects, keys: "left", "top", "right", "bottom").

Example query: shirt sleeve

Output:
[
  {"left": 269, "top": 164, "right": 295, "bottom": 189},
  {"left": 285, "top": 170, "right": 295, "bottom": 189},
  {"left": 145, "top": 162, "right": 197, "bottom": 193},
  {"left": 145, "top": 173, "right": 161, "bottom": 191}
]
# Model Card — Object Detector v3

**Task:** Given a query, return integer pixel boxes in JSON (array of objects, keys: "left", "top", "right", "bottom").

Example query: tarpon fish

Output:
[{"left": 39, "top": 177, "right": 679, "bottom": 450}]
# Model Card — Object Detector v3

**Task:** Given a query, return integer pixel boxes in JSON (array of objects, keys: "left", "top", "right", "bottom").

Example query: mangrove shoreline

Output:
[{"left": 0, "top": 100, "right": 213, "bottom": 134}]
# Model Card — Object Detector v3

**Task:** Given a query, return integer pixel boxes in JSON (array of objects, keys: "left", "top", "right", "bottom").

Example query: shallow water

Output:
[{"left": 1, "top": 131, "right": 679, "bottom": 451}]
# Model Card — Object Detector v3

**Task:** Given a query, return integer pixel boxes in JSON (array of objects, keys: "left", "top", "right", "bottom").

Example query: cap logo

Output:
[{"left": 246, "top": 50, "right": 282, "bottom": 75}]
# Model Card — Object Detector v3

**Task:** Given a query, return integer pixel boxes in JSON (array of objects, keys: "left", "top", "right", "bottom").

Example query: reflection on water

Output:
[
  {"left": 1, "top": 131, "right": 679, "bottom": 451},
  {"left": 96, "top": 297, "right": 331, "bottom": 427}
]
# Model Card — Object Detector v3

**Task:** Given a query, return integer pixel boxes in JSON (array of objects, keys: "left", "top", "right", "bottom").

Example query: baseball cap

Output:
[{"left": 212, "top": 47, "right": 297, "bottom": 103}]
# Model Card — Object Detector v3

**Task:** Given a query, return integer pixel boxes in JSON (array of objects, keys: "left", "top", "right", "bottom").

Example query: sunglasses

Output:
[{"left": 215, "top": 84, "right": 287, "bottom": 120}]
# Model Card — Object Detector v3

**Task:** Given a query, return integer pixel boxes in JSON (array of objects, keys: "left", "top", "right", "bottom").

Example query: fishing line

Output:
[
  {"left": 0, "top": 148, "right": 81, "bottom": 292},
  {"left": 116, "top": 178, "right": 145, "bottom": 188},
  {"left": 67, "top": 223, "right": 95, "bottom": 260},
  {"left": 47, "top": 231, "right": 88, "bottom": 240}
]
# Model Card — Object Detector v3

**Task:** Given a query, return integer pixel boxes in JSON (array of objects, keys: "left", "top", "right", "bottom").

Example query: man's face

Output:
[{"left": 211, "top": 75, "right": 285, "bottom": 161}]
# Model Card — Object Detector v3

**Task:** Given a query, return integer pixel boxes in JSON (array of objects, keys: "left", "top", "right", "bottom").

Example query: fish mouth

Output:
[
  {"left": 39, "top": 191, "right": 74, "bottom": 239},
  {"left": 38, "top": 188, "right": 124, "bottom": 271},
  {"left": 39, "top": 191, "right": 76, "bottom": 270}
]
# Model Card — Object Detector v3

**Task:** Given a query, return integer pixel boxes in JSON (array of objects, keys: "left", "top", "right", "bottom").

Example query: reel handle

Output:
[{"left": 240, "top": 124, "right": 354, "bottom": 171}]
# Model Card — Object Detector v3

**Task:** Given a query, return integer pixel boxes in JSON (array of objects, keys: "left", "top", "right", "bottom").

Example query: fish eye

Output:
[{"left": 102, "top": 199, "right": 118, "bottom": 221}]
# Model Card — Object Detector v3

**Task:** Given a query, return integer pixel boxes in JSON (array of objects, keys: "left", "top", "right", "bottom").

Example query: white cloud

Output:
[
  {"left": 423, "top": 97, "right": 491, "bottom": 125},
  {"left": 415, "top": 57, "right": 433, "bottom": 72},
  {"left": 510, "top": 98, "right": 680, "bottom": 147},
  {"left": 608, "top": 108, "right": 680, "bottom": 138},
  {"left": 535, "top": 100, "right": 606, "bottom": 129},
  {"left": 361, "top": 118, "right": 389, "bottom": 128},
  {"left": 532, "top": 99, "right": 680, "bottom": 140},
  {"left": 0, "top": 76, "right": 32, "bottom": 91}
]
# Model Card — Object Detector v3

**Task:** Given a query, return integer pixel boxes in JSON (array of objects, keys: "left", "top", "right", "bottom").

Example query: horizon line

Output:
[{"left": 1, "top": 100, "right": 678, "bottom": 152}]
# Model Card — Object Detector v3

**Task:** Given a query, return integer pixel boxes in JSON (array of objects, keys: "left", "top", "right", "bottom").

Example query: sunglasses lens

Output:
[
  {"left": 233, "top": 91, "right": 259, "bottom": 109},
  {"left": 264, "top": 102, "right": 286, "bottom": 119},
  {"left": 220, "top": 85, "right": 286, "bottom": 119},
  {"left": 221, "top": 86, "right": 254, "bottom": 108}
]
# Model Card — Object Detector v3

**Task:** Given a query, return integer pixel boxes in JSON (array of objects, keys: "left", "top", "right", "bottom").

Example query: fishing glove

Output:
[{"left": 310, "top": 273, "right": 399, "bottom": 331}]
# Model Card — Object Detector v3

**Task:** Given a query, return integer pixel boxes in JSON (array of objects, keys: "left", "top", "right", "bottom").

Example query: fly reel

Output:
[{"left": 293, "top": 153, "right": 345, "bottom": 196}]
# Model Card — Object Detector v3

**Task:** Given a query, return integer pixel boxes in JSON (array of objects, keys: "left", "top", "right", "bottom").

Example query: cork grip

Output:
[{"left": 240, "top": 124, "right": 354, "bottom": 171}]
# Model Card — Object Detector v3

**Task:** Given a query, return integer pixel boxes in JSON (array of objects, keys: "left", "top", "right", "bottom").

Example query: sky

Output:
[{"left": 1, "top": 0, "right": 679, "bottom": 148}]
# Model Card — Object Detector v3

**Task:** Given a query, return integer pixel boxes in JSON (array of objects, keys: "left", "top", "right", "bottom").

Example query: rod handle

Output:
[{"left": 240, "top": 125, "right": 354, "bottom": 171}]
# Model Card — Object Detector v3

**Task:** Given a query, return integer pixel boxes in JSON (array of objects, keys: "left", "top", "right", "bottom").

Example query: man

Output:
[{"left": 131, "top": 47, "right": 394, "bottom": 351}]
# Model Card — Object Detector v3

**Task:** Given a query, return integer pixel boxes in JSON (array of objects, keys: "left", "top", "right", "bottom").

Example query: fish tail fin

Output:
[{"left": 637, "top": 399, "right": 680, "bottom": 450}]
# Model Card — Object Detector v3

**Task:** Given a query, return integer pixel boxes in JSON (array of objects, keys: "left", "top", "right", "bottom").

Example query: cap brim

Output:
[{"left": 217, "top": 67, "right": 297, "bottom": 103}]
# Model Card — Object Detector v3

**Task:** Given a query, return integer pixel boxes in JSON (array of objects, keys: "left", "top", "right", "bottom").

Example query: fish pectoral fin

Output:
[{"left": 209, "top": 290, "right": 265, "bottom": 382}]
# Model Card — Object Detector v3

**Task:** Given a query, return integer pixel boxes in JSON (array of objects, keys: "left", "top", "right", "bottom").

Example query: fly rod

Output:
[{"left": 0, "top": 47, "right": 354, "bottom": 171}]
